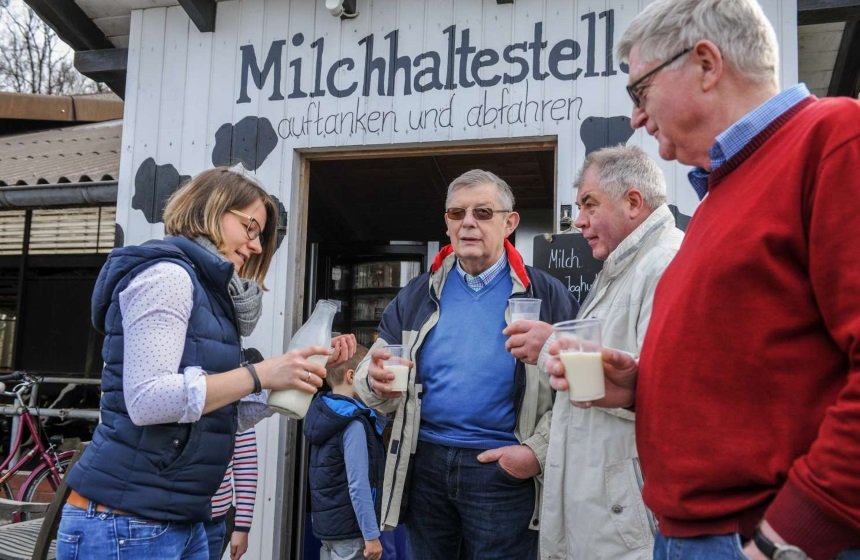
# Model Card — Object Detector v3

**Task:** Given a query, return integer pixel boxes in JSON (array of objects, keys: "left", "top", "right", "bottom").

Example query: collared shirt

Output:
[
  {"left": 119, "top": 260, "right": 271, "bottom": 430},
  {"left": 455, "top": 252, "right": 508, "bottom": 292},
  {"left": 688, "top": 83, "right": 811, "bottom": 200}
]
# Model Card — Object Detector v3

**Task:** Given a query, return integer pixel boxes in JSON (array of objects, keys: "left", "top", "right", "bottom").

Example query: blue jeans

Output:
[
  {"left": 381, "top": 527, "right": 406, "bottom": 560},
  {"left": 320, "top": 538, "right": 365, "bottom": 560},
  {"left": 203, "top": 517, "right": 226, "bottom": 560},
  {"left": 655, "top": 532, "right": 860, "bottom": 560},
  {"left": 403, "top": 441, "right": 538, "bottom": 560},
  {"left": 654, "top": 533, "right": 747, "bottom": 560},
  {"left": 56, "top": 502, "right": 209, "bottom": 560}
]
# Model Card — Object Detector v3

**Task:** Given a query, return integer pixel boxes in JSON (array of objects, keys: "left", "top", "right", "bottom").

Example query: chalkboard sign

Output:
[{"left": 532, "top": 233, "right": 603, "bottom": 306}]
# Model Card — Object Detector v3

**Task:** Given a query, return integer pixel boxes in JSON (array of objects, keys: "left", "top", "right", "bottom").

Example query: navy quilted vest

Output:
[
  {"left": 304, "top": 394, "right": 385, "bottom": 540},
  {"left": 67, "top": 236, "right": 240, "bottom": 521}
]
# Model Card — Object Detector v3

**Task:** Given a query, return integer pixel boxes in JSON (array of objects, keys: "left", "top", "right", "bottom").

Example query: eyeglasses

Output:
[
  {"left": 228, "top": 209, "right": 263, "bottom": 241},
  {"left": 445, "top": 207, "right": 512, "bottom": 221},
  {"left": 626, "top": 47, "right": 692, "bottom": 108}
]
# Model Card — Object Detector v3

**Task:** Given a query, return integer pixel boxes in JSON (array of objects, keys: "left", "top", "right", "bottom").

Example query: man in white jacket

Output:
[{"left": 506, "top": 145, "right": 683, "bottom": 559}]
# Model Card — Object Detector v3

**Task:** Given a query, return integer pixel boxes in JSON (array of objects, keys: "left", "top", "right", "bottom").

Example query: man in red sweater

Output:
[{"left": 545, "top": 1, "right": 860, "bottom": 559}]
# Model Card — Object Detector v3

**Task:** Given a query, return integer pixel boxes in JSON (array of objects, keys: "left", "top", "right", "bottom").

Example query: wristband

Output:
[
  {"left": 753, "top": 528, "right": 809, "bottom": 560},
  {"left": 244, "top": 362, "right": 261, "bottom": 394}
]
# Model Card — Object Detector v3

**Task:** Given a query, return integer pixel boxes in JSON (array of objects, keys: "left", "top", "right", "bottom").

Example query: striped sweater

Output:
[{"left": 210, "top": 428, "right": 258, "bottom": 531}]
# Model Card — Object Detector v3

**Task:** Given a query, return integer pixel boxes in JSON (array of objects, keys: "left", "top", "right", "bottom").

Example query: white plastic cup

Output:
[
  {"left": 508, "top": 298, "right": 542, "bottom": 322},
  {"left": 383, "top": 344, "right": 409, "bottom": 392},
  {"left": 553, "top": 318, "right": 604, "bottom": 402}
]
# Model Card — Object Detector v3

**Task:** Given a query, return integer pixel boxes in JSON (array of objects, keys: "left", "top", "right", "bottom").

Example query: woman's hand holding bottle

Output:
[{"left": 258, "top": 346, "right": 330, "bottom": 393}]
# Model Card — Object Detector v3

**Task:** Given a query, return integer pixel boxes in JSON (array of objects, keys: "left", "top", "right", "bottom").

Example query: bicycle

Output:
[{"left": 0, "top": 371, "right": 77, "bottom": 520}]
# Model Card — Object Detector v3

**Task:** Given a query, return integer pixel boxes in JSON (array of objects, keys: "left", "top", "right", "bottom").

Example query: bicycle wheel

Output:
[{"left": 19, "top": 454, "right": 73, "bottom": 521}]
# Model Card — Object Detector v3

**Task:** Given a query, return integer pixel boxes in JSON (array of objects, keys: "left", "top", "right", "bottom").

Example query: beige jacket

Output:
[{"left": 540, "top": 205, "right": 684, "bottom": 559}]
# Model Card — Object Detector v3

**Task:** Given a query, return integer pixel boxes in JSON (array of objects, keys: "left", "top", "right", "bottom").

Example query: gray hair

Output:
[
  {"left": 574, "top": 145, "right": 666, "bottom": 209},
  {"left": 445, "top": 169, "right": 515, "bottom": 210},
  {"left": 616, "top": 0, "right": 779, "bottom": 88}
]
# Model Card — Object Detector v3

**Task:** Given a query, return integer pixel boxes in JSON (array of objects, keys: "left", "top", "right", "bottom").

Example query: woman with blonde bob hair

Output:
[
  {"left": 58, "top": 167, "right": 356, "bottom": 559},
  {"left": 163, "top": 167, "right": 277, "bottom": 287}
]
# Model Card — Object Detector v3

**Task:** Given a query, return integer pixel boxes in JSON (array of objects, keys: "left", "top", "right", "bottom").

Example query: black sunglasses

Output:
[
  {"left": 626, "top": 47, "right": 692, "bottom": 108},
  {"left": 445, "top": 207, "right": 511, "bottom": 221}
]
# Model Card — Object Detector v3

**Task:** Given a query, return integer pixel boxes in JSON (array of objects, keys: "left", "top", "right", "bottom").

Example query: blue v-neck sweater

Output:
[{"left": 417, "top": 265, "right": 518, "bottom": 449}]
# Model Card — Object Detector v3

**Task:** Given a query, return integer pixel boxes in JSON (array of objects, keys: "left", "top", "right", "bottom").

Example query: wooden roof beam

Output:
[
  {"left": 74, "top": 49, "right": 129, "bottom": 99},
  {"left": 23, "top": 0, "right": 112, "bottom": 52},
  {"left": 178, "top": 0, "right": 217, "bottom": 33},
  {"left": 798, "top": 0, "right": 860, "bottom": 25}
]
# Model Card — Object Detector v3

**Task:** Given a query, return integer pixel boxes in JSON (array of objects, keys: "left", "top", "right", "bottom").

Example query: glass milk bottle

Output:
[{"left": 267, "top": 299, "right": 337, "bottom": 419}]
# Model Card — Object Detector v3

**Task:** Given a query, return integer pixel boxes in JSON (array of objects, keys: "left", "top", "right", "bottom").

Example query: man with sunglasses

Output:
[
  {"left": 544, "top": 1, "right": 860, "bottom": 559},
  {"left": 355, "top": 169, "right": 577, "bottom": 559}
]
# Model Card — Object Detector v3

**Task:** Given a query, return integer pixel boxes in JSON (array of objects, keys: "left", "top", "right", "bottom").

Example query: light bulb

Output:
[{"left": 325, "top": 0, "right": 344, "bottom": 17}]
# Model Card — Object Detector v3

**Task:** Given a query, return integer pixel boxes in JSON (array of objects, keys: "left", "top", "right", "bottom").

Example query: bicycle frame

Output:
[
  {"left": 0, "top": 373, "right": 84, "bottom": 524},
  {"left": 0, "top": 400, "right": 72, "bottom": 504},
  {"left": 0, "top": 409, "right": 52, "bottom": 486},
  {"left": 17, "top": 449, "right": 76, "bottom": 501}
]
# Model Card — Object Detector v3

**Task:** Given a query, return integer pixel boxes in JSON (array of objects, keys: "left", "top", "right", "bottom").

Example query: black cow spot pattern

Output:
[
  {"left": 271, "top": 194, "right": 287, "bottom": 251},
  {"left": 114, "top": 223, "right": 124, "bottom": 248},
  {"left": 132, "top": 158, "right": 190, "bottom": 224},
  {"left": 579, "top": 116, "right": 635, "bottom": 155},
  {"left": 212, "top": 116, "right": 278, "bottom": 171}
]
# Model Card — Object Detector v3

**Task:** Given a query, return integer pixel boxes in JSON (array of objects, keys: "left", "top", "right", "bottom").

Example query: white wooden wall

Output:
[{"left": 116, "top": 1, "right": 798, "bottom": 557}]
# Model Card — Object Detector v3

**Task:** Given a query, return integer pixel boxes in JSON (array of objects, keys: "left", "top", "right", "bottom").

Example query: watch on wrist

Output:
[{"left": 753, "top": 528, "right": 810, "bottom": 560}]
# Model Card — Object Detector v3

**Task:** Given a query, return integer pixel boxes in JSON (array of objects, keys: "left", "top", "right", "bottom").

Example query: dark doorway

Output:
[{"left": 288, "top": 143, "right": 557, "bottom": 560}]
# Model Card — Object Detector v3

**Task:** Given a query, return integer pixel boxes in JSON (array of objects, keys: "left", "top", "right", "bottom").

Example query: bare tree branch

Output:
[{"left": 0, "top": 2, "right": 106, "bottom": 95}]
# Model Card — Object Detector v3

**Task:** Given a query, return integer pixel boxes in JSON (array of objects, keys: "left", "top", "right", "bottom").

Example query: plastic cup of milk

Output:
[
  {"left": 553, "top": 318, "right": 604, "bottom": 402},
  {"left": 383, "top": 344, "right": 409, "bottom": 392},
  {"left": 508, "top": 298, "right": 542, "bottom": 322}
]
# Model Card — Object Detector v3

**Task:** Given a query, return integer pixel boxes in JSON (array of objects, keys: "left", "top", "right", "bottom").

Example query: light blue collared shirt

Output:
[
  {"left": 688, "top": 83, "right": 811, "bottom": 199},
  {"left": 455, "top": 252, "right": 508, "bottom": 292}
]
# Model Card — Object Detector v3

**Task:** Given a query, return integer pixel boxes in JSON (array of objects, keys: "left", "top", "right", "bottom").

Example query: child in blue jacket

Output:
[{"left": 305, "top": 345, "right": 385, "bottom": 560}]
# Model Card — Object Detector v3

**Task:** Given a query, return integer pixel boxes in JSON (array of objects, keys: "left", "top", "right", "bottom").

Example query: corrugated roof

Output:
[{"left": 0, "top": 120, "right": 121, "bottom": 186}]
